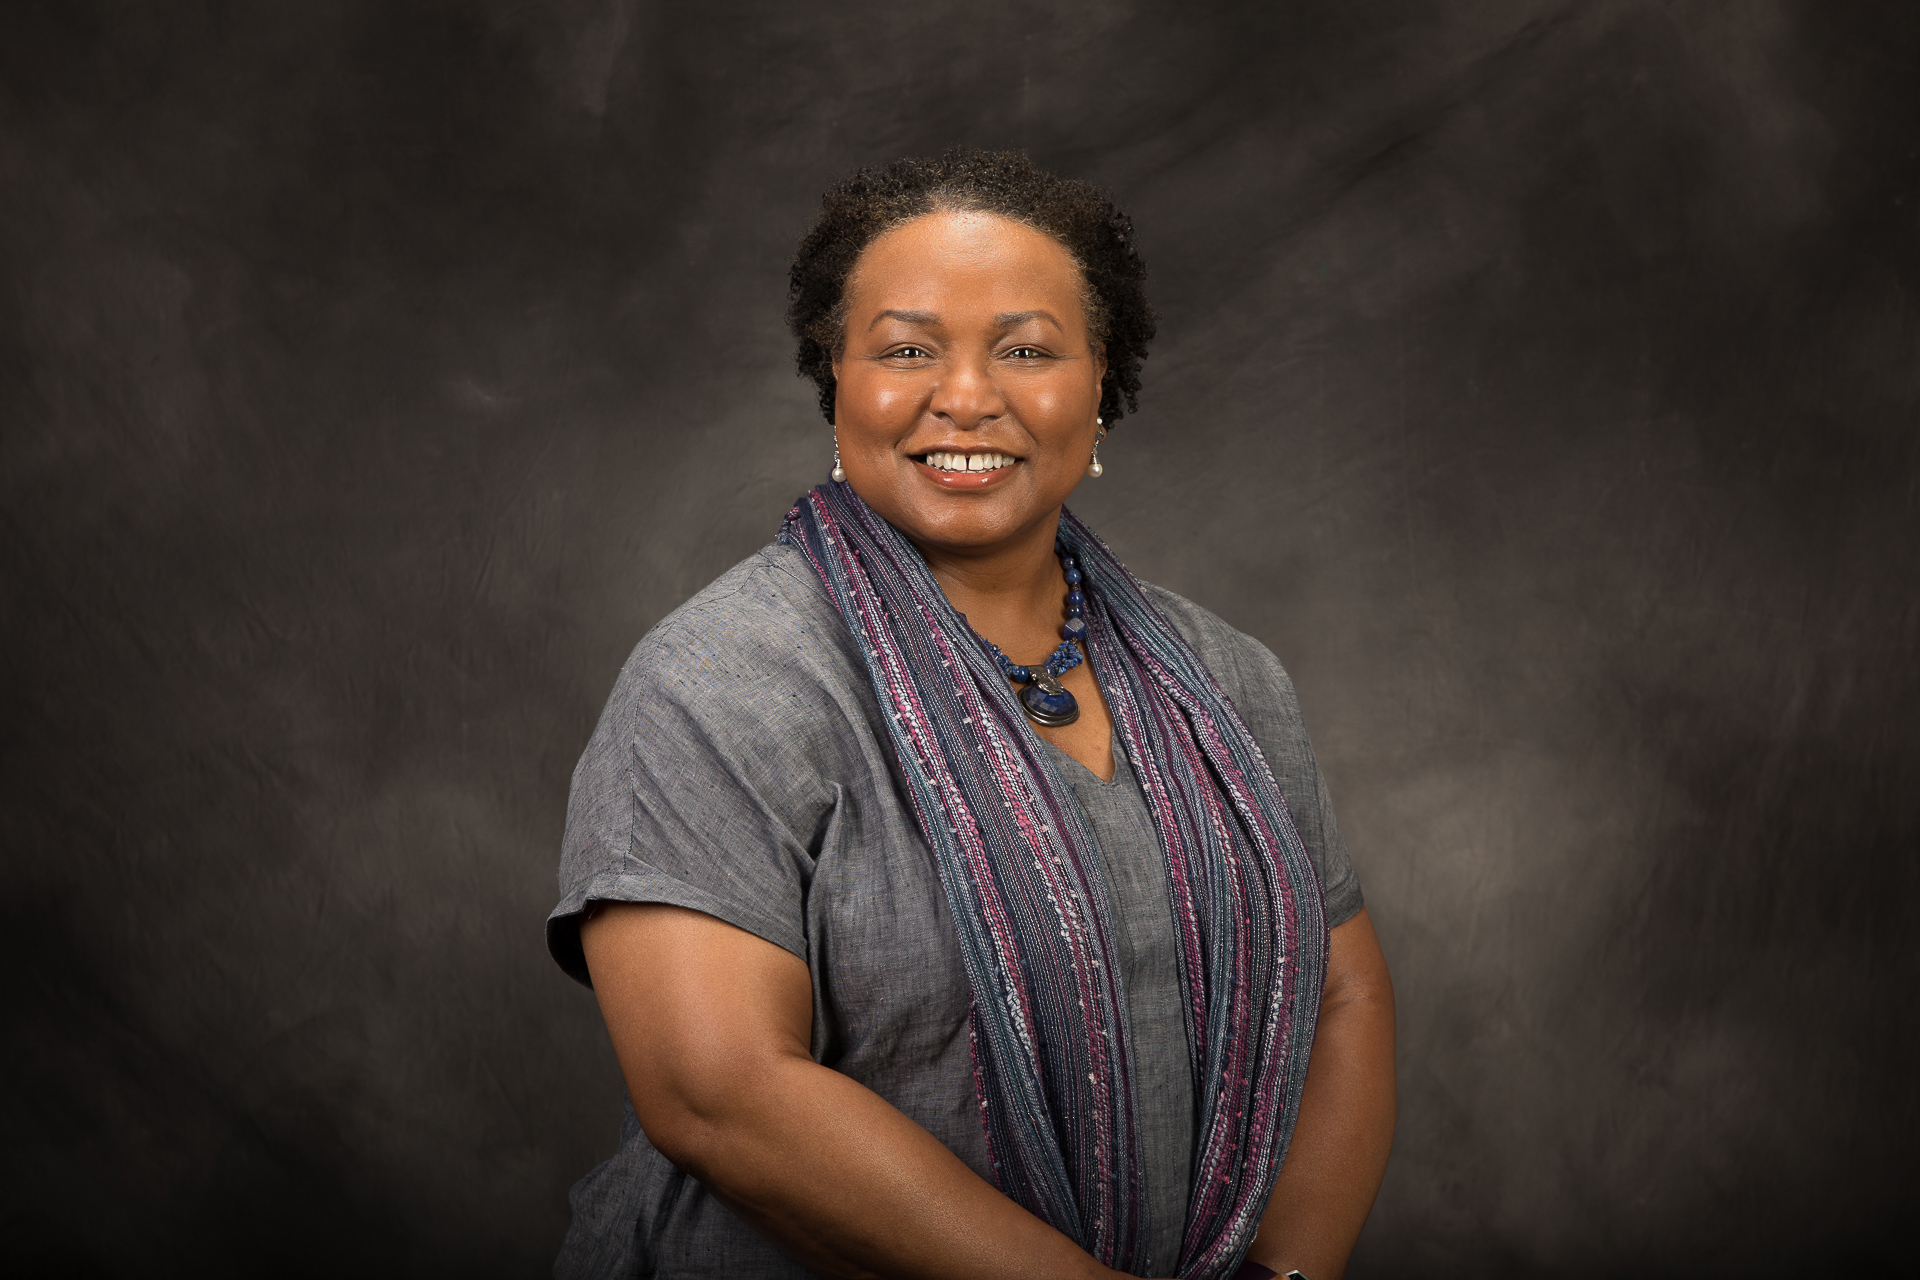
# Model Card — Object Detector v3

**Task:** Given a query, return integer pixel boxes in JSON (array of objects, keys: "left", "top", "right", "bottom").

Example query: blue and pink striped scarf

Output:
[{"left": 780, "top": 482, "right": 1327, "bottom": 1279}]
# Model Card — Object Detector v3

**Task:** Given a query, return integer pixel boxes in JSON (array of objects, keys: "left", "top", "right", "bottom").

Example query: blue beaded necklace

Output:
[{"left": 973, "top": 545, "right": 1089, "bottom": 728}]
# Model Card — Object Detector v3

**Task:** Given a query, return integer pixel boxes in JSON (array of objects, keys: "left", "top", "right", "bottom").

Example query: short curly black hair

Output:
[{"left": 788, "top": 148, "right": 1156, "bottom": 427}]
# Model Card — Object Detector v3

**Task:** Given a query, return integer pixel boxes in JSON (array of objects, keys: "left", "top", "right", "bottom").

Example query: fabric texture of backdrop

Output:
[{"left": 2, "top": 1, "right": 1914, "bottom": 1276}]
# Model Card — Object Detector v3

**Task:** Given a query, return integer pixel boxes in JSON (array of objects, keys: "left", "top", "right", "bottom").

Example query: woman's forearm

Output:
[
  {"left": 1244, "top": 909, "right": 1397, "bottom": 1280},
  {"left": 584, "top": 903, "right": 1121, "bottom": 1280},
  {"left": 662, "top": 1046, "right": 1115, "bottom": 1280}
]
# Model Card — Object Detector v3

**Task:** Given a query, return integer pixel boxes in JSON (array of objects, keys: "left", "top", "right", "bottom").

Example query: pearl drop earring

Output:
[
  {"left": 1087, "top": 419, "right": 1106, "bottom": 478},
  {"left": 831, "top": 431, "right": 847, "bottom": 483}
]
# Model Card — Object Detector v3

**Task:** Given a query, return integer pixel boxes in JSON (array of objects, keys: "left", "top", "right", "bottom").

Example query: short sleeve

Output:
[
  {"left": 1143, "top": 587, "right": 1365, "bottom": 929},
  {"left": 547, "top": 570, "right": 849, "bottom": 987}
]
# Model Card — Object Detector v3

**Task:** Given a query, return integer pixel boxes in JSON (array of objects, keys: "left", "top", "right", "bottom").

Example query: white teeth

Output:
[{"left": 923, "top": 451, "right": 1015, "bottom": 472}]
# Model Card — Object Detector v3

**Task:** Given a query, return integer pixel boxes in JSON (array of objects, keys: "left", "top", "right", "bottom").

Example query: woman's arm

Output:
[
  {"left": 1243, "top": 908, "right": 1397, "bottom": 1280},
  {"left": 581, "top": 902, "right": 1126, "bottom": 1280}
]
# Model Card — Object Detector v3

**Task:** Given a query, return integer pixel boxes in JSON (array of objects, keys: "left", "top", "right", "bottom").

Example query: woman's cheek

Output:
[
  {"left": 1013, "top": 383, "right": 1075, "bottom": 434},
  {"left": 873, "top": 381, "right": 920, "bottom": 424},
  {"left": 844, "top": 375, "right": 920, "bottom": 435}
]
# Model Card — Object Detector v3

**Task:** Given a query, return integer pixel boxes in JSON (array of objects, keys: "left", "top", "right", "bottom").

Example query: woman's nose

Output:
[{"left": 928, "top": 351, "right": 1006, "bottom": 428}]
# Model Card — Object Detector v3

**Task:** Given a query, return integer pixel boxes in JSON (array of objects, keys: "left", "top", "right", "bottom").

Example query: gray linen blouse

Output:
[{"left": 549, "top": 540, "right": 1362, "bottom": 1279}]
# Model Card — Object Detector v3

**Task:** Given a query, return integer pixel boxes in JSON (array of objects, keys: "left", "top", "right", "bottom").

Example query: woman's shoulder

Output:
[
  {"left": 598, "top": 540, "right": 871, "bottom": 743},
  {"left": 629, "top": 538, "right": 848, "bottom": 665},
  {"left": 643, "top": 539, "right": 838, "bottom": 648},
  {"left": 1134, "top": 580, "right": 1303, "bottom": 716}
]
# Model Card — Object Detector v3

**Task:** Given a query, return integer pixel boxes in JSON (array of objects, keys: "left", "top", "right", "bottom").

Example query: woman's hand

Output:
[
  {"left": 1242, "top": 908, "right": 1397, "bottom": 1280},
  {"left": 582, "top": 902, "right": 1127, "bottom": 1280}
]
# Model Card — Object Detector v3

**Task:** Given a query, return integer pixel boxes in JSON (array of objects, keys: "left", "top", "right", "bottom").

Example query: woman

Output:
[{"left": 549, "top": 150, "right": 1394, "bottom": 1280}]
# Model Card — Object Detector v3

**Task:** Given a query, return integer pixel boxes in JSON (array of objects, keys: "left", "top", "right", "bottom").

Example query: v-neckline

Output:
[{"left": 1039, "top": 727, "right": 1125, "bottom": 788}]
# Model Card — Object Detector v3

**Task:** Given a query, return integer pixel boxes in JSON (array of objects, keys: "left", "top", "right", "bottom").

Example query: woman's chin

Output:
[
  {"left": 899, "top": 507, "right": 1062, "bottom": 559},
  {"left": 846, "top": 463, "right": 1075, "bottom": 557}
]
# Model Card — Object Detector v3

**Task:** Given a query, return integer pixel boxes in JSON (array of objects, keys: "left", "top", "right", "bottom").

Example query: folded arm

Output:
[{"left": 581, "top": 902, "right": 1127, "bottom": 1280}]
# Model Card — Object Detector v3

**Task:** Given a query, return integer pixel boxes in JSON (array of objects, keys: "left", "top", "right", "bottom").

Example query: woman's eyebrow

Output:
[
  {"left": 868, "top": 308, "right": 940, "bottom": 330},
  {"left": 993, "top": 309, "right": 1063, "bottom": 332}
]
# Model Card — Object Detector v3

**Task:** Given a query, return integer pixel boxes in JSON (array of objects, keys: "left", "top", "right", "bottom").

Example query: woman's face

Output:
[{"left": 832, "top": 209, "right": 1107, "bottom": 560}]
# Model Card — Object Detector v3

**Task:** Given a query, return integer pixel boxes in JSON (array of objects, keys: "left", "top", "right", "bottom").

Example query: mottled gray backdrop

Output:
[{"left": 3, "top": 1, "right": 1914, "bottom": 1276}]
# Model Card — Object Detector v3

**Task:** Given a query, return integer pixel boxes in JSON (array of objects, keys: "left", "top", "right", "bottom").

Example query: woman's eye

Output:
[
  {"left": 886, "top": 345, "right": 931, "bottom": 359},
  {"left": 1005, "top": 346, "right": 1048, "bottom": 360}
]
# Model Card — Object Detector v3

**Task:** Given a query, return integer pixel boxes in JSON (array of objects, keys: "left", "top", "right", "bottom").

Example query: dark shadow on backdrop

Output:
[{"left": 2, "top": 1, "right": 1914, "bottom": 1276}]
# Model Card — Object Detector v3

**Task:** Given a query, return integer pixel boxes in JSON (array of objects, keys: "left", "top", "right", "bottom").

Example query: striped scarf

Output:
[{"left": 779, "top": 483, "right": 1327, "bottom": 1279}]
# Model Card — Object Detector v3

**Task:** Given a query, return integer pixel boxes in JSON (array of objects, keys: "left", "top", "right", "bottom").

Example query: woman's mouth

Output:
[{"left": 916, "top": 451, "right": 1019, "bottom": 474}]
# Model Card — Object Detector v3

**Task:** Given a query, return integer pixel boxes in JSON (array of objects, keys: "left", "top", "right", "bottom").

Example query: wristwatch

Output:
[{"left": 1228, "top": 1264, "right": 1310, "bottom": 1280}]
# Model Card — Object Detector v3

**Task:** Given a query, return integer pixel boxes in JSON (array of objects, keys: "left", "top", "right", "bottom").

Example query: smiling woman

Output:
[
  {"left": 830, "top": 207, "right": 1121, "bottom": 770},
  {"left": 547, "top": 150, "right": 1394, "bottom": 1280}
]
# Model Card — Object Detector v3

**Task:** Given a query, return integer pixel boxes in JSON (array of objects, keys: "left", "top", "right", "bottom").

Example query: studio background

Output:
[{"left": 3, "top": 1, "right": 1914, "bottom": 1276}]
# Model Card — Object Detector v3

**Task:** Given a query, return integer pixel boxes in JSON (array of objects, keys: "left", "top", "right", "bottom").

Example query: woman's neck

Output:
[{"left": 916, "top": 511, "right": 1069, "bottom": 660}]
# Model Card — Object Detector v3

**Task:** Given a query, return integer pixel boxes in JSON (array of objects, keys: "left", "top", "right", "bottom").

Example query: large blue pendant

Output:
[{"left": 1020, "top": 667, "right": 1080, "bottom": 727}]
